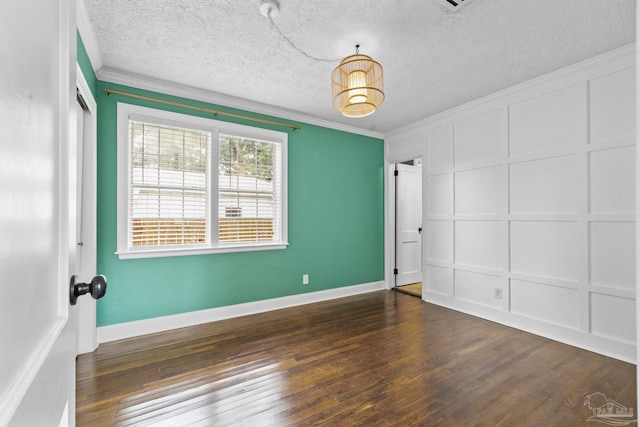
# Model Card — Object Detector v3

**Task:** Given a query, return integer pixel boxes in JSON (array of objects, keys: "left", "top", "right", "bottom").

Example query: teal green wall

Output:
[
  {"left": 77, "top": 32, "right": 97, "bottom": 98},
  {"left": 96, "top": 81, "right": 384, "bottom": 326}
]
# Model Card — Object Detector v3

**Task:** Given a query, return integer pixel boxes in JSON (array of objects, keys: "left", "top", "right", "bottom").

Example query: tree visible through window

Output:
[
  {"left": 219, "top": 135, "right": 279, "bottom": 243},
  {"left": 129, "top": 121, "right": 209, "bottom": 247},
  {"left": 117, "top": 103, "right": 288, "bottom": 258}
]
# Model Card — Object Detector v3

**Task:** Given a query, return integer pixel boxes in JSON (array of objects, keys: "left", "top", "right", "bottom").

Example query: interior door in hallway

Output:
[{"left": 395, "top": 162, "right": 423, "bottom": 287}]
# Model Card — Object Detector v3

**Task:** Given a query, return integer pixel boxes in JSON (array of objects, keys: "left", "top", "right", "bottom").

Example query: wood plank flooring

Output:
[
  {"left": 395, "top": 282, "right": 422, "bottom": 298},
  {"left": 76, "top": 290, "right": 636, "bottom": 426}
]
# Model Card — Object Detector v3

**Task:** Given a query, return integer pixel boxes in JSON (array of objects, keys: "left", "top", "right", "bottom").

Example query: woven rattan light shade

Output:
[{"left": 331, "top": 53, "right": 384, "bottom": 118}]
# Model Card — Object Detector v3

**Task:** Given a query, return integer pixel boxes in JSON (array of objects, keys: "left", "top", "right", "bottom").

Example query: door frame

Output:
[
  {"left": 75, "top": 63, "right": 98, "bottom": 354},
  {"left": 384, "top": 139, "right": 426, "bottom": 293},
  {"left": 394, "top": 161, "right": 424, "bottom": 287}
]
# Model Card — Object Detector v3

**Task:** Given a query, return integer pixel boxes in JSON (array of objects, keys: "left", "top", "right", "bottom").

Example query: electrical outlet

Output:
[
  {"left": 494, "top": 288, "right": 502, "bottom": 299},
  {"left": 303, "top": 274, "right": 309, "bottom": 285}
]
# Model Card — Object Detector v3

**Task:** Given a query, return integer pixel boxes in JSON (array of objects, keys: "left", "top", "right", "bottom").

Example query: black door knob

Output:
[{"left": 69, "top": 274, "right": 107, "bottom": 305}]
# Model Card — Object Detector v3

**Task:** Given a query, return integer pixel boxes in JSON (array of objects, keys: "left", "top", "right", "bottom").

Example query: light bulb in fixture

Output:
[{"left": 348, "top": 70, "right": 368, "bottom": 104}]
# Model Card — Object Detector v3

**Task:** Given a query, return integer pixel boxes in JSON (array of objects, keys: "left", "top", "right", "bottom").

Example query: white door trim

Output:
[
  {"left": 384, "top": 143, "right": 426, "bottom": 291},
  {"left": 75, "top": 63, "right": 99, "bottom": 354},
  {"left": 385, "top": 163, "right": 397, "bottom": 290}
]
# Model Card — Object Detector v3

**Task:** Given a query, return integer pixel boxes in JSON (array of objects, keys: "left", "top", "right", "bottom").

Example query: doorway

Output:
[{"left": 393, "top": 158, "right": 423, "bottom": 297}]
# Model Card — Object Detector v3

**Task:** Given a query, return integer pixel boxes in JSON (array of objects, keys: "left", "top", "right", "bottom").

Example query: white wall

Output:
[{"left": 386, "top": 44, "right": 636, "bottom": 362}]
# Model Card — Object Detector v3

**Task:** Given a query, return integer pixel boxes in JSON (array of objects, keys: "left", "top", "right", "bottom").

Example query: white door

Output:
[
  {"left": 0, "top": 0, "right": 77, "bottom": 425},
  {"left": 395, "top": 163, "right": 423, "bottom": 286}
]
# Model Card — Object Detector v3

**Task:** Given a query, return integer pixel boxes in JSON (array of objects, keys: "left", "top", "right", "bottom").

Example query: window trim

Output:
[{"left": 116, "top": 102, "right": 288, "bottom": 259}]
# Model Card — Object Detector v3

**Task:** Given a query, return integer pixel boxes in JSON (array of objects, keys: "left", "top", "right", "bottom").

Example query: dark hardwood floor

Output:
[{"left": 76, "top": 290, "right": 636, "bottom": 426}]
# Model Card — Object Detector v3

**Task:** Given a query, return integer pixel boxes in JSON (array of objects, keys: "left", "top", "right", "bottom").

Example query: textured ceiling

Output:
[{"left": 84, "top": 0, "right": 636, "bottom": 134}]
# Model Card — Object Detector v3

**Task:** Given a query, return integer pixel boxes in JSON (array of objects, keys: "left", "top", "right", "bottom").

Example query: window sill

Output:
[{"left": 116, "top": 242, "right": 289, "bottom": 260}]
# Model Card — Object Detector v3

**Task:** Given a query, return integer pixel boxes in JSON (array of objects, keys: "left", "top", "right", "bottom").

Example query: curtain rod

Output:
[{"left": 104, "top": 88, "right": 301, "bottom": 131}]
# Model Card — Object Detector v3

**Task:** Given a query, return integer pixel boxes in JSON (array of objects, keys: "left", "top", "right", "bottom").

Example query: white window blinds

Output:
[
  {"left": 128, "top": 121, "right": 210, "bottom": 248},
  {"left": 117, "top": 103, "right": 288, "bottom": 258},
  {"left": 218, "top": 134, "right": 281, "bottom": 243}
]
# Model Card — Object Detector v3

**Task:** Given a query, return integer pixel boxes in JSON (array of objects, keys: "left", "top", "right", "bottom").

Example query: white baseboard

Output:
[
  {"left": 423, "top": 291, "right": 636, "bottom": 364},
  {"left": 97, "top": 281, "right": 386, "bottom": 344}
]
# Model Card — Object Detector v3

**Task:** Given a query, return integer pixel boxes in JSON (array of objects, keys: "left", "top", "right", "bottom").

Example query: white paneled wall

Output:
[{"left": 386, "top": 45, "right": 636, "bottom": 362}]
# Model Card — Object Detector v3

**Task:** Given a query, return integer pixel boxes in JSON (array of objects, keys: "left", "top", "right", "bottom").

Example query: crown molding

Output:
[
  {"left": 76, "top": 0, "right": 103, "bottom": 71},
  {"left": 386, "top": 43, "right": 636, "bottom": 138},
  {"left": 96, "top": 68, "right": 385, "bottom": 139}
]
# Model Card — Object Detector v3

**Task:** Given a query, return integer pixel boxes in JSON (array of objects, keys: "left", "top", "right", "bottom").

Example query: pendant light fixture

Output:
[
  {"left": 331, "top": 45, "right": 385, "bottom": 118},
  {"left": 260, "top": 1, "right": 385, "bottom": 118}
]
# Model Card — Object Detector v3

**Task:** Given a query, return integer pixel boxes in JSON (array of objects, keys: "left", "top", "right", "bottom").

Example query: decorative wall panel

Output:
[
  {"left": 455, "top": 221, "right": 503, "bottom": 271},
  {"left": 454, "top": 109, "right": 505, "bottom": 166},
  {"left": 426, "top": 220, "right": 453, "bottom": 263},
  {"left": 590, "top": 222, "right": 635, "bottom": 290},
  {"left": 510, "top": 221, "right": 580, "bottom": 282},
  {"left": 589, "top": 68, "right": 635, "bottom": 143},
  {"left": 427, "top": 174, "right": 452, "bottom": 215},
  {"left": 510, "top": 155, "right": 580, "bottom": 214},
  {"left": 511, "top": 279, "right": 579, "bottom": 328},
  {"left": 425, "top": 265, "right": 452, "bottom": 296},
  {"left": 589, "top": 146, "right": 635, "bottom": 214},
  {"left": 509, "top": 85, "right": 582, "bottom": 156},
  {"left": 392, "top": 47, "right": 636, "bottom": 361},
  {"left": 455, "top": 166, "right": 505, "bottom": 215},
  {"left": 591, "top": 293, "right": 636, "bottom": 343},
  {"left": 426, "top": 125, "right": 452, "bottom": 172},
  {"left": 455, "top": 270, "right": 502, "bottom": 309}
]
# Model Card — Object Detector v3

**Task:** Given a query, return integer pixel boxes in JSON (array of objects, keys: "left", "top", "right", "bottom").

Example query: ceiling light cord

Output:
[
  {"left": 265, "top": 13, "right": 342, "bottom": 63},
  {"left": 259, "top": 0, "right": 384, "bottom": 118}
]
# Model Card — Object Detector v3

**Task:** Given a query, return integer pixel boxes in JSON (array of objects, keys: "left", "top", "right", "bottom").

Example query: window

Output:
[{"left": 117, "top": 103, "right": 287, "bottom": 258}]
